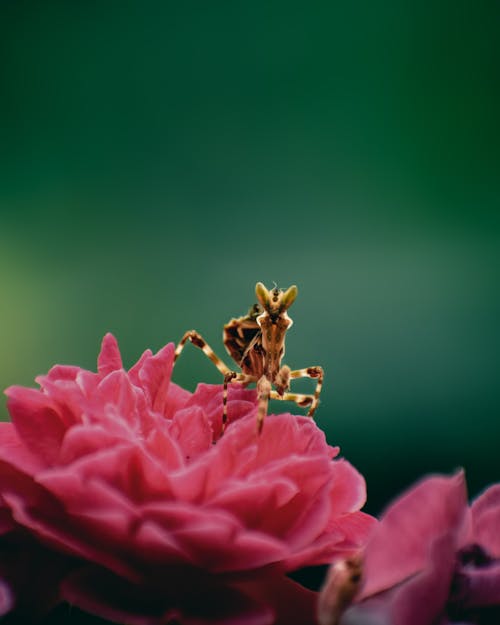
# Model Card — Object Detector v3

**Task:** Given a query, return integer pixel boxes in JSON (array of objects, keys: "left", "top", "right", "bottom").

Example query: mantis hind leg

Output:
[
  {"left": 174, "top": 331, "right": 256, "bottom": 434},
  {"left": 174, "top": 330, "right": 233, "bottom": 376}
]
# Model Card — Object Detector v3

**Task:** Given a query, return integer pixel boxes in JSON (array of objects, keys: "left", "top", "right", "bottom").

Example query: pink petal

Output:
[
  {"left": 2, "top": 488, "right": 140, "bottom": 582},
  {"left": 88, "top": 404, "right": 138, "bottom": 437},
  {"left": 285, "top": 531, "right": 348, "bottom": 571},
  {"left": 360, "top": 472, "right": 468, "bottom": 599},
  {"left": 0, "top": 461, "right": 50, "bottom": 517},
  {"left": 390, "top": 532, "right": 457, "bottom": 625},
  {"left": 329, "top": 511, "right": 378, "bottom": 551},
  {"left": 220, "top": 400, "right": 259, "bottom": 434},
  {"left": 205, "top": 424, "right": 337, "bottom": 546},
  {"left": 96, "top": 370, "right": 138, "bottom": 420},
  {"left": 293, "top": 511, "right": 378, "bottom": 571},
  {"left": 141, "top": 500, "right": 231, "bottom": 531},
  {"left": 170, "top": 406, "right": 213, "bottom": 458},
  {"left": 249, "top": 414, "right": 338, "bottom": 469},
  {"left": 283, "top": 480, "right": 334, "bottom": 549},
  {"left": 168, "top": 459, "right": 213, "bottom": 502},
  {"left": 145, "top": 427, "right": 185, "bottom": 471},
  {"left": 33, "top": 376, "right": 88, "bottom": 427},
  {"left": 163, "top": 382, "right": 192, "bottom": 420},
  {"left": 170, "top": 515, "right": 241, "bottom": 566},
  {"left": 199, "top": 530, "right": 287, "bottom": 572},
  {"left": 133, "top": 520, "right": 195, "bottom": 564},
  {"left": 188, "top": 383, "right": 257, "bottom": 437},
  {"left": 76, "top": 369, "right": 101, "bottom": 397},
  {"left": 275, "top": 456, "right": 338, "bottom": 547},
  {"left": 128, "top": 348, "right": 153, "bottom": 384},
  {"left": 137, "top": 343, "right": 175, "bottom": 414},
  {"left": 5, "top": 387, "right": 66, "bottom": 466},
  {"left": 43, "top": 363, "right": 82, "bottom": 382},
  {"left": 229, "top": 531, "right": 288, "bottom": 569},
  {"left": 37, "top": 469, "right": 137, "bottom": 525},
  {"left": 207, "top": 476, "right": 300, "bottom": 524},
  {"left": 139, "top": 502, "right": 284, "bottom": 571},
  {"left": 40, "top": 444, "right": 170, "bottom": 504},
  {"left": 97, "top": 333, "right": 123, "bottom": 377},
  {"left": 340, "top": 533, "right": 457, "bottom": 625},
  {"left": 471, "top": 484, "right": 500, "bottom": 558},
  {"left": 0, "top": 422, "right": 43, "bottom": 474},
  {"left": 329, "top": 460, "right": 368, "bottom": 517},
  {"left": 59, "top": 423, "right": 132, "bottom": 464}
]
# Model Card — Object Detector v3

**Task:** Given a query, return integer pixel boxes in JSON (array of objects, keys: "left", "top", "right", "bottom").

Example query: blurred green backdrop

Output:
[{"left": 1, "top": 1, "right": 499, "bottom": 515}]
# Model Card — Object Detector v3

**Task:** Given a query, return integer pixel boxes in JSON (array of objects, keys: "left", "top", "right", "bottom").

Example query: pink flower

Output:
[
  {"left": 1, "top": 333, "right": 375, "bottom": 624},
  {"left": 318, "top": 472, "right": 500, "bottom": 625}
]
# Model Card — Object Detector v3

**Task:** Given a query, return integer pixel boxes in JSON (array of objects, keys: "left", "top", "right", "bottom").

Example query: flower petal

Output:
[
  {"left": 329, "top": 460, "right": 368, "bottom": 517},
  {"left": 137, "top": 343, "right": 175, "bottom": 415},
  {"left": 4, "top": 387, "right": 66, "bottom": 466},
  {"left": 97, "top": 333, "right": 123, "bottom": 377},
  {"left": 340, "top": 533, "right": 458, "bottom": 625},
  {"left": 389, "top": 532, "right": 457, "bottom": 625},
  {"left": 170, "top": 406, "right": 213, "bottom": 458},
  {"left": 0, "top": 422, "right": 43, "bottom": 475},
  {"left": 188, "top": 383, "right": 257, "bottom": 437},
  {"left": 96, "top": 369, "right": 139, "bottom": 422},
  {"left": 471, "top": 484, "right": 500, "bottom": 558},
  {"left": 360, "top": 472, "right": 468, "bottom": 598}
]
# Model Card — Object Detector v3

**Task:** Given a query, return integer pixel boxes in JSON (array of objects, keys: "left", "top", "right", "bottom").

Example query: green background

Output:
[{"left": 1, "top": 1, "right": 499, "bottom": 516}]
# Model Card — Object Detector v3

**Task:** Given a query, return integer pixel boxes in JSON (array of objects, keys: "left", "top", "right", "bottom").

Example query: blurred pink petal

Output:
[
  {"left": 320, "top": 472, "right": 500, "bottom": 625},
  {"left": 360, "top": 472, "right": 468, "bottom": 599},
  {"left": 387, "top": 532, "right": 458, "bottom": 625},
  {"left": 471, "top": 484, "right": 500, "bottom": 558}
]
